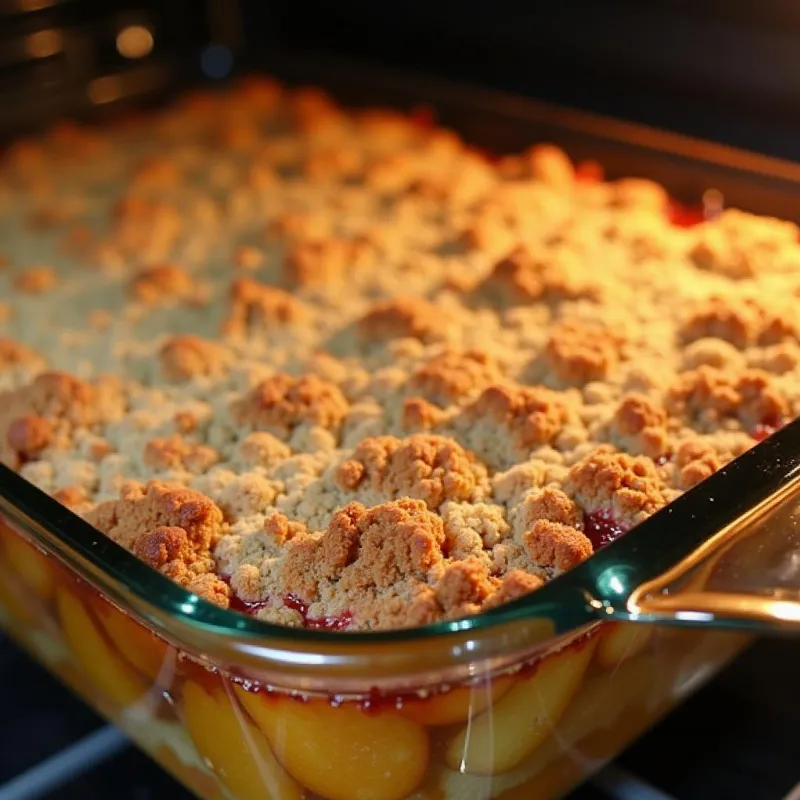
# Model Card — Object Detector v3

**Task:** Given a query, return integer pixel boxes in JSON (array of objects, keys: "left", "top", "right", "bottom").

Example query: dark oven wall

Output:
[{"left": 245, "top": 0, "right": 800, "bottom": 162}]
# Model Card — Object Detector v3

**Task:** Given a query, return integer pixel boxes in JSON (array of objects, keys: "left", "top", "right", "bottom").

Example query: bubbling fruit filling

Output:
[
  {"left": 753, "top": 414, "right": 786, "bottom": 442},
  {"left": 1, "top": 74, "right": 799, "bottom": 634},
  {"left": 582, "top": 510, "right": 629, "bottom": 551},
  {"left": 667, "top": 200, "right": 707, "bottom": 228},
  {"left": 281, "top": 594, "right": 354, "bottom": 631}
]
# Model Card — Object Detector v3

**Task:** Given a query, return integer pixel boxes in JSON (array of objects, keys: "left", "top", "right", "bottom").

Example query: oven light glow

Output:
[
  {"left": 25, "top": 29, "right": 62, "bottom": 59},
  {"left": 117, "top": 25, "right": 154, "bottom": 60},
  {"left": 767, "top": 601, "right": 800, "bottom": 622}
]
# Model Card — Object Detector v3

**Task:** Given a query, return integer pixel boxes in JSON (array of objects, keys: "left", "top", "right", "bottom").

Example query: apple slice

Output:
[
  {"left": 95, "top": 600, "right": 173, "bottom": 685},
  {"left": 1, "top": 525, "right": 57, "bottom": 600},
  {"left": 236, "top": 686, "right": 429, "bottom": 800},
  {"left": 182, "top": 679, "right": 302, "bottom": 800},
  {"left": 446, "top": 636, "right": 597, "bottom": 774},
  {"left": 56, "top": 587, "right": 148, "bottom": 709},
  {"left": 398, "top": 675, "right": 514, "bottom": 726},
  {"left": 595, "top": 622, "right": 653, "bottom": 669}
]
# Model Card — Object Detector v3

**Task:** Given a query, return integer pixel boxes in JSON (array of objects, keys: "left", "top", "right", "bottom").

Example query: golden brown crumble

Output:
[
  {"left": 401, "top": 397, "right": 446, "bottom": 431},
  {"left": 287, "top": 86, "right": 342, "bottom": 131},
  {"left": 281, "top": 499, "right": 447, "bottom": 627},
  {"left": 467, "top": 384, "right": 570, "bottom": 450},
  {"left": 482, "top": 569, "right": 544, "bottom": 609},
  {"left": 143, "top": 435, "right": 220, "bottom": 474},
  {"left": 87, "top": 482, "right": 230, "bottom": 607},
  {"left": 52, "top": 485, "right": 93, "bottom": 514},
  {"left": 112, "top": 197, "right": 183, "bottom": 260},
  {"left": 6, "top": 416, "right": 53, "bottom": 463},
  {"left": 750, "top": 342, "right": 800, "bottom": 374},
  {"left": 544, "top": 320, "right": 624, "bottom": 386},
  {"left": 13, "top": 265, "right": 58, "bottom": 294},
  {"left": 433, "top": 558, "right": 493, "bottom": 617},
  {"left": 129, "top": 264, "right": 198, "bottom": 306},
  {"left": 681, "top": 295, "right": 798, "bottom": 348},
  {"left": 610, "top": 393, "right": 669, "bottom": 459},
  {"left": 3, "top": 76, "right": 799, "bottom": 633},
  {"left": 235, "top": 432, "right": 291, "bottom": 468},
  {"left": 678, "top": 452, "right": 721, "bottom": 490},
  {"left": 263, "top": 512, "right": 307, "bottom": 546},
  {"left": 525, "top": 143, "right": 576, "bottom": 188},
  {"left": 222, "top": 278, "right": 308, "bottom": 336},
  {"left": 1, "top": 372, "right": 124, "bottom": 469},
  {"left": 564, "top": 450, "right": 667, "bottom": 528},
  {"left": 173, "top": 411, "right": 197, "bottom": 435},
  {"left": 266, "top": 210, "right": 332, "bottom": 242},
  {"left": 284, "top": 237, "right": 368, "bottom": 287},
  {"left": 515, "top": 486, "right": 583, "bottom": 531},
  {"left": 458, "top": 209, "right": 518, "bottom": 256},
  {"left": 159, "top": 335, "right": 231, "bottom": 382},
  {"left": 0, "top": 338, "right": 43, "bottom": 368},
  {"left": 410, "top": 349, "right": 503, "bottom": 406},
  {"left": 87, "top": 480, "right": 223, "bottom": 551},
  {"left": 673, "top": 438, "right": 724, "bottom": 490},
  {"left": 302, "top": 145, "right": 362, "bottom": 181},
  {"left": 666, "top": 366, "right": 788, "bottom": 434},
  {"left": 611, "top": 178, "right": 668, "bottom": 210},
  {"left": 130, "top": 156, "right": 181, "bottom": 189},
  {"left": 232, "top": 246, "right": 265, "bottom": 271},
  {"left": 336, "top": 434, "right": 487, "bottom": 508},
  {"left": 231, "top": 372, "right": 349, "bottom": 435},
  {"left": 480, "top": 245, "right": 599, "bottom": 307},
  {"left": 522, "top": 520, "right": 593, "bottom": 571},
  {"left": 358, "top": 297, "right": 452, "bottom": 344},
  {"left": 690, "top": 209, "right": 800, "bottom": 279}
]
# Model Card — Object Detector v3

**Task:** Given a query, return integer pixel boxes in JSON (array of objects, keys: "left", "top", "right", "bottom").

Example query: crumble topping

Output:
[
  {"left": 522, "top": 520, "right": 593, "bottom": 572},
  {"left": 13, "top": 265, "right": 58, "bottom": 295},
  {"left": 609, "top": 393, "right": 669, "bottom": 459},
  {"left": 689, "top": 209, "right": 800, "bottom": 278},
  {"left": 680, "top": 295, "right": 797, "bottom": 348},
  {"left": 410, "top": 349, "right": 503, "bottom": 406},
  {"left": 231, "top": 373, "right": 349, "bottom": 437},
  {"left": 1, "top": 372, "right": 125, "bottom": 469},
  {"left": 336, "top": 434, "right": 488, "bottom": 509},
  {"left": 480, "top": 245, "right": 598, "bottom": 307},
  {"left": 143, "top": 435, "right": 220, "bottom": 474},
  {"left": 458, "top": 384, "right": 573, "bottom": 468},
  {"left": 564, "top": 450, "right": 667, "bottom": 528},
  {"left": 358, "top": 297, "right": 453, "bottom": 344},
  {"left": 86, "top": 480, "right": 230, "bottom": 606},
  {"left": 159, "top": 336, "right": 232, "bottom": 383},
  {"left": 2, "top": 75, "right": 798, "bottom": 631},
  {"left": 666, "top": 366, "right": 788, "bottom": 434},
  {"left": 223, "top": 278, "right": 308, "bottom": 336},
  {"left": 544, "top": 320, "right": 624, "bottom": 386},
  {"left": 128, "top": 264, "right": 201, "bottom": 306},
  {"left": 284, "top": 237, "right": 365, "bottom": 287},
  {"left": 0, "top": 338, "right": 44, "bottom": 370}
]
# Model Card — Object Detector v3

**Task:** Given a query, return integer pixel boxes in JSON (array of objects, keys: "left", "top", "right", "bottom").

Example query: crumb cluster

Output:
[{"left": 1, "top": 76, "right": 798, "bottom": 630}]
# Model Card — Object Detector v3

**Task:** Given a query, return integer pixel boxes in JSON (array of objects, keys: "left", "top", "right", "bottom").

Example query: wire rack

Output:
[{"left": 0, "top": 636, "right": 797, "bottom": 800}]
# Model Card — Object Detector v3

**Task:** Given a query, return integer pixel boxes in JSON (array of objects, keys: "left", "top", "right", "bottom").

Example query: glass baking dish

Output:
[{"left": 2, "top": 51, "right": 800, "bottom": 800}]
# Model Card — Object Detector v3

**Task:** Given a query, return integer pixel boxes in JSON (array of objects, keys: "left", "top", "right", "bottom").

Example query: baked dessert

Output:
[{"left": 1, "top": 76, "right": 798, "bottom": 633}]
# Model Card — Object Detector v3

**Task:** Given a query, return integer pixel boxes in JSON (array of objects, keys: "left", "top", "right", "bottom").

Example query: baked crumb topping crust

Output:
[{"left": 1, "top": 75, "right": 798, "bottom": 630}]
